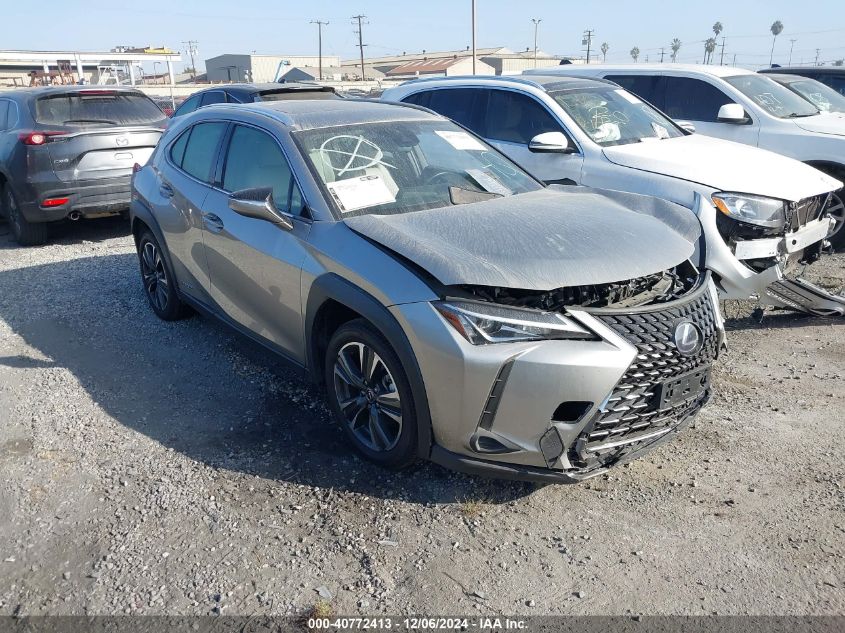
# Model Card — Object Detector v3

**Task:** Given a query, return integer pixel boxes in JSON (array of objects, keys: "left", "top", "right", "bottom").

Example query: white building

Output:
[{"left": 205, "top": 54, "right": 341, "bottom": 83}]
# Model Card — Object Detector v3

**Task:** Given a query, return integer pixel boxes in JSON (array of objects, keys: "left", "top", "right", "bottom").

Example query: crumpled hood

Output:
[
  {"left": 792, "top": 112, "right": 845, "bottom": 137},
  {"left": 602, "top": 134, "right": 840, "bottom": 202},
  {"left": 343, "top": 186, "right": 699, "bottom": 291}
]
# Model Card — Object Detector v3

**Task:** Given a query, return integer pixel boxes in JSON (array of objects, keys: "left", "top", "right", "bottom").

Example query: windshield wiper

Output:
[
  {"left": 783, "top": 112, "right": 818, "bottom": 118},
  {"left": 63, "top": 118, "right": 119, "bottom": 125},
  {"left": 449, "top": 186, "right": 503, "bottom": 206}
]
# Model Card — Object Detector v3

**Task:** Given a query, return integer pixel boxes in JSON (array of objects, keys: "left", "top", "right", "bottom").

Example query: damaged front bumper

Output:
[
  {"left": 698, "top": 194, "right": 842, "bottom": 314},
  {"left": 396, "top": 273, "right": 724, "bottom": 483}
]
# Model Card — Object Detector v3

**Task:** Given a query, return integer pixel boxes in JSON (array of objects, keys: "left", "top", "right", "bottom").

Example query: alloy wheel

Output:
[
  {"left": 827, "top": 192, "right": 844, "bottom": 238},
  {"left": 140, "top": 241, "right": 169, "bottom": 312},
  {"left": 332, "top": 341, "right": 403, "bottom": 452}
]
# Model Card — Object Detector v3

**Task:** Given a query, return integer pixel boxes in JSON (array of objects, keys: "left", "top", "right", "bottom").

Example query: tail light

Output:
[
  {"left": 42, "top": 197, "right": 70, "bottom": 208},
  {"left": 19, "top": 131, "right": 67, "bottom": 146}
]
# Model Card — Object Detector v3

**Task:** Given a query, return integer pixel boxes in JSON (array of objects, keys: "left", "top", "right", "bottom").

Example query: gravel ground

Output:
[{"left": 0, "top": 217, "right": 843, "bottom": 617}]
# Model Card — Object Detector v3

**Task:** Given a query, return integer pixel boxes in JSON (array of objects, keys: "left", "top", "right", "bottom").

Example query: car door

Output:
[
  {"left": 199, "top": 122, "right": 312, "bottom": 362},
  {"left": 661, "top": 76, "right": 760, "bottom": 145},
  {"left": 152, "top": 121, "right": 227, "bottom": 304},
  {"left": 480, "top": 88, "right": 583, "bottom": 184}
]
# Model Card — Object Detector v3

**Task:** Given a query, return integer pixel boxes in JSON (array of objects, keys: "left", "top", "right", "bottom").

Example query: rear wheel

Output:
[
  {"left": 137, "top": 230, "right": 191, "bottom": 321},
  {"left": 324, "top": 319, "right": 418, "bottom": 469},
  {"left": 826, "top": 191, "right": 844, "bottom": 251},
  {"left": 3, "top": 185, "right": 49, "bottom": 246}
]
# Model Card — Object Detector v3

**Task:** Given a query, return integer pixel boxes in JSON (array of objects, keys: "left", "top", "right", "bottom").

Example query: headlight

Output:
[
  {"left": 712, "top": 193, "right": 786, "bottom": 229},
  {"left": 434, "top": 300, "right": 595, "bottom": 345}
]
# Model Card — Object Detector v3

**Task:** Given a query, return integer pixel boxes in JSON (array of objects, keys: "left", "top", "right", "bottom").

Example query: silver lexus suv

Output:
[{"left": 130, "top": 99, "right": 724, "bottom": 482}]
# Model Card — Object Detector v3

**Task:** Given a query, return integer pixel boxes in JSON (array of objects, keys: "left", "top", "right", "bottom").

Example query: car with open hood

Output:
[
  {"left": 130, "top": 99, "right": 724, "bottom": 482},
  {"left": 382, "top": 75, "right": 844, "bottom": 315}
]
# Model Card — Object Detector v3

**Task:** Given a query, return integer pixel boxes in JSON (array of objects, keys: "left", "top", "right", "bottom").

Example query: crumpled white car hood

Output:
[{"left": 603, "top": 134, "right": 841, "bottom": 202}]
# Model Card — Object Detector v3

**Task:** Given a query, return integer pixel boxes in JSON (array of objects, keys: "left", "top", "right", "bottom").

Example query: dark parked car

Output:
[
  {"left": 169, "top": 83, "right": 338, "bottom": 119},
  {"left": 0, "top": 86, "right": 167, "bottom": 245},
  {"left": 760, "top": 66, "right": 845, "bottom": 97}
]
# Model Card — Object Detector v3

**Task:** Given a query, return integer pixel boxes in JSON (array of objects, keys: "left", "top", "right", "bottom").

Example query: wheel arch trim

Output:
[{"left": 305, "top": 273, "right": 433, "bottom": 458}]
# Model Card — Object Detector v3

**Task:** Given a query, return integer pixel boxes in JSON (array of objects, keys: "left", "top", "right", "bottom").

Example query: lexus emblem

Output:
[
  {"left": 673, "top": 321, "right": 702, "bottom": 356},
  {"left": 116, "top": 137, "right": 129, "bottom": 147}
]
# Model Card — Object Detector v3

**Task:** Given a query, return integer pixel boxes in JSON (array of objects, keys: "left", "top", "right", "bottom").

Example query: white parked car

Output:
[
  {"left": 381, "top": 75, "right": 844, "bottom": 316},
  {"left": 523, "top": 64, "right": 845, "bottom": 248}
]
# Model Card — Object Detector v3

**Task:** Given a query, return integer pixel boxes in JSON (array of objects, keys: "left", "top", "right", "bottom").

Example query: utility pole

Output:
[
  {"left": 582, "top": 29, "right": 594, "bottom": 64},
  {"left": 471, "top": 0, "right": 477, "bottom": 74},
  {"left": 182, "top": 40, "right": 198, "bottom": 79},
  {"left": 351, "top": 15, "right": 368, "bottom": 81},
  {"left": 531, "top": 18, "right": 542, "bottom": 68},
  {"left": 310, "top": 20, "right": 329, "bottom": 80},
  {"left": 788, "top": 39, "right": 797, "bottom": 66},
  {"left": 659, "top": 47, "right": 665, "bottom": 63},
  {"left": 719, "top": 37, "right": 726, "bottom": 65},
  {"left": 815, "top": 48, "right": 821, "bottom": 66}
]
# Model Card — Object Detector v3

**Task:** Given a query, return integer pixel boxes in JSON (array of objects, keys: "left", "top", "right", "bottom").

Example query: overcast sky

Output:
[{"left": 8, "top": 0, "right": 845, "bottom": 70}]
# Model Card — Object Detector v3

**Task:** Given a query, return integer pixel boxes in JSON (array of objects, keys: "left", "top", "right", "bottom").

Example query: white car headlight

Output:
[
  {"left": 712, "top": 193, "right": 787, "bottom": 229},
  {"left": 434, "top": 301, "right": 595, "bottom": 345}
]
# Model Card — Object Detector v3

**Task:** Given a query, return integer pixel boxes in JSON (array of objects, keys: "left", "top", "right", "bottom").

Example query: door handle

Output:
[
  {"left": 203, "top": 212, "right": 225, "bottom": 233},
  {"left": 159, "top": 182, "right": 174, "bottom": 198}
]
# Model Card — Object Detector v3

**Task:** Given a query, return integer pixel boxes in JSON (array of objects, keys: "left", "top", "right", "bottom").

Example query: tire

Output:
[
  {"left": 3, "top": 184, "right": 49, "bottom": 246},
  {"left": 324, "top": 319, "right": 418, "bottom": 469},
  {"left": 826, "top": 190, "right": 845, "bottom": 251},
  {"left": 137, "top": 230, "right": 191, "bottom": 321}
]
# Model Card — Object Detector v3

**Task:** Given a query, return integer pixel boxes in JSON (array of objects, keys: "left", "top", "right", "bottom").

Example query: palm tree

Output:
[
  {"left": 769, "top": 20, "right": 784, "bottom": 66},
  {"left": 670, "top": 38, "right": 682, "bottom": 62},
  {"left": 713, "top": 21, "right": 723, "bottom": 38},
  {"left": 601, "top": 42, "right": 609, "bottom": 62},
  {"left": 704, "top": 38, "right": 717, "bottom": 64},
  {"left": 630, "top": 46, "right": 640, "bottom": 62}
]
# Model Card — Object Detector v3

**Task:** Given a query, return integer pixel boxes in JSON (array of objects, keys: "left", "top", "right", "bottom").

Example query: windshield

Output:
[
  {"left": 783, "top": 78, "right": 845, "bottom": 114},
  {"left": 724, "top": 75, "right": 819, "bottom": 118},
  {"left": 35, "top": 91, "right": 166, "bottom": 126},
  {"left": 547, "top": 86, "right": 683, "bottom": 147},
  {"left": 294, "top": 119, "right": 542, "bottom": 217}
]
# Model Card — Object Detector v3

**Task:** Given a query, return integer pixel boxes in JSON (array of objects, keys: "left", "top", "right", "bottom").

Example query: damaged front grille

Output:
[
  {"left": 789, "top": 194, "right": 828, "bottom": 231},
  {"left": 570, "top": 276, "right": 719, "bottom": 473},
  {"left": 460, "top": 261, "right": 700, "bottom": 311}
]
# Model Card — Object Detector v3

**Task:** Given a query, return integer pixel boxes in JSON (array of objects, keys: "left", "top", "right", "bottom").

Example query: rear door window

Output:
[
  {"left": 403, "top": 91, "right": 432, "bottom": 108},
  {"left": 34, "top": 91, "right": 165, "bottom": 126},
  {"left": 174, "top": 94, "right": 201, "bottom": 117},
  {"left": 426, "top": 88, "right": 484, "bottom": 130},
  {"left": 200, "top": 91, "right": 227, "bottom": 106},
  {"left": 605, "top": 74, "right": 663, "bottom": 107},
  {"left": 180, "top": 122, "right": 227, "bottom": 183},
  {"left": 222, "top": 125, "right": 295, "bottom": 213},
  {"left": 484, "top": 89, "right": 561, "bottom": 144},
  {"left": 662, "top": 77, "right": 733, "bottom": 122},
  {"left": 0, "top": 101, "right": 8, "bottom": 131}
]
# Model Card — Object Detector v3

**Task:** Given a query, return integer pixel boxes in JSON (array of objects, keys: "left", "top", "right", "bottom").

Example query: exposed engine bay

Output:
[{"left": 458, "top": 261, "right": 701, "bottom": 311}]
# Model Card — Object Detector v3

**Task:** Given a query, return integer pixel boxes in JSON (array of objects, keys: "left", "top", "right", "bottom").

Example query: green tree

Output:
[
  {"left": 704, "top": 38, "right": 717, "bottom": 64},
  {"left": 630, "top": 46, "right": 640, "bottom": 62},
  {"left": 769, "top": 20, "right": 784, "bottom": 66},
  {"left": 671, "top": 38, "right": 682, "bottom": 62}
]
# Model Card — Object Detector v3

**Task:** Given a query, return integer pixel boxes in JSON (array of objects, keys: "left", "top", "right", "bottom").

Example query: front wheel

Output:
[
  {"left": 137, "top": 230, "right": 191, "bottom": 321},
  {"left": 324, "top": 319, "right": 418, "bottom": 469},
  {"left": 3, "top": 185, "right": 49, "bottom": 246}
]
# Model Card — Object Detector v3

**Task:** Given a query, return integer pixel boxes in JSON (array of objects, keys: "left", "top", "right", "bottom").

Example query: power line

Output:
[
  {"left": 181, "top": 40, "right": 198, "bottom": 78},
  {"left": 582, "top": 29, "right": 594, "bottom": 64},
  {"left": 310, "top": 20, "right": 329, "bottom": 80},
  {"left": 351, "top": 14, "right": 368, "bottom": 81}
]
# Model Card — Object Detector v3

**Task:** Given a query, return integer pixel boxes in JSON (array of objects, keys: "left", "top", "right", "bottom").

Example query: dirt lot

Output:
[{"left": 0, "top": 217, "right": 843, "bottom": 617}]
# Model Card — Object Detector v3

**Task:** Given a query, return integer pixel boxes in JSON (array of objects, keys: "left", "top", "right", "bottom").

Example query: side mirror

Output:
[
  {"left": 228, "top": 187, "right": 293, "bottom": 231},
  {"left": 717, "top": 103, "right": 750, "bottom": 124},
  {"left": 528, "top": 131, "right": 574, "bottom": 154},
  {"left": 676, "top": 120, "right": 696, "bottom": 134}
]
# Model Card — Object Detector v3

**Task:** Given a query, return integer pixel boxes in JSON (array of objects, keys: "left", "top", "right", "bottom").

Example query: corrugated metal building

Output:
[
  {"left": 205, "top": 54, "right": 341, "bottom": 83},
  {"left": 385, "top": 56, "right": 495, "bottom": 79}
]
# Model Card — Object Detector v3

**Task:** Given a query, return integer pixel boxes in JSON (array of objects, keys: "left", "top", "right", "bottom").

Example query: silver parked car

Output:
[{"left": 130, "top": 99, "right": 724, "bottom": 482}]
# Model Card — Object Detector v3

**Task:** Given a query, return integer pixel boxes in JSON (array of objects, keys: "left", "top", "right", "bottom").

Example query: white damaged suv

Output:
[{"left": 382, "top": 75, "right": 844, "bottom": 316}]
